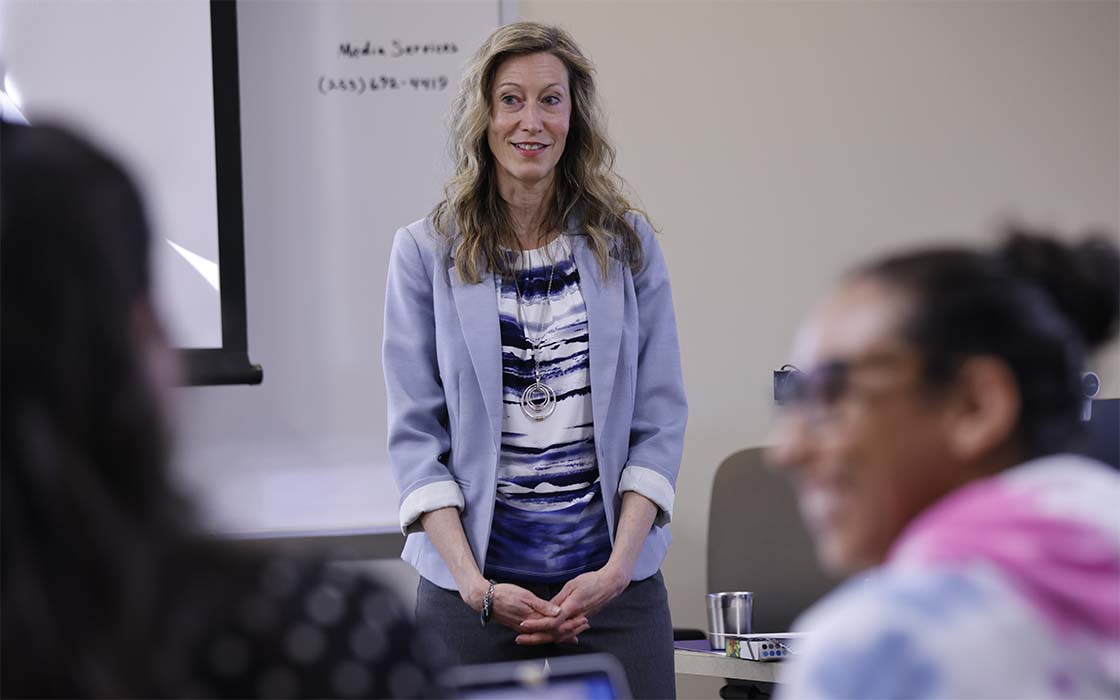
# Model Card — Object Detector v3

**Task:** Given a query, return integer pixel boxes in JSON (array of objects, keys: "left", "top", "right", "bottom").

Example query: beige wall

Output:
[{"left": 520, "top": 0, "right": 1119, "bottom": 651}]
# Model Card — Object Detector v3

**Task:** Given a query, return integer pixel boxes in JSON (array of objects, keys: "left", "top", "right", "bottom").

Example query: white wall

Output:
[{"left": 519, "top": 0, "right": 1119, "bottom": 672}]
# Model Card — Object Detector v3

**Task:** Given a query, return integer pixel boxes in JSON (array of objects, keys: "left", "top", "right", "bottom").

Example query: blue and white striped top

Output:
[{"left": 484, "top": 235, "right": 612, "bottom": 583}]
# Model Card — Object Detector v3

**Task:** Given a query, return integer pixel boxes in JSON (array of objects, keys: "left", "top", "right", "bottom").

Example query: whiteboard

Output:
[{"left": 173, "top": 1, "right": 502, "bottom": 535}]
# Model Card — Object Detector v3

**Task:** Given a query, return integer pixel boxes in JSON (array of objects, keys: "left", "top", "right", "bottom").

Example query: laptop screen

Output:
[
  {"left": 458, "top": 672, "right": 617, "bottom": 700},
  {"left": 445, "top": 654, "right": 628, "bottom": 700}
]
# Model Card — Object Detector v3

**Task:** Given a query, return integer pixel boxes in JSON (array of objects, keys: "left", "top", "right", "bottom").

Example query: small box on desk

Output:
[{"left": 725, "top": 633, "right": 805, "bottom": 662}]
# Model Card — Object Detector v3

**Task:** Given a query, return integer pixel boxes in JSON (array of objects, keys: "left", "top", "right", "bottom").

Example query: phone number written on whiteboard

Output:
[{"left": 318, "top": 75, "right": 450, "bottom": 95}]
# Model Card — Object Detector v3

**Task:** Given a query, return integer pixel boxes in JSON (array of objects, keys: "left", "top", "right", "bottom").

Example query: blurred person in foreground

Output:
[
  {"left": 769, "top": 227, "right": 1120, "bottom": 699},
  {"left": 1, "top": 121, "right": 442, "bottom": 699}
]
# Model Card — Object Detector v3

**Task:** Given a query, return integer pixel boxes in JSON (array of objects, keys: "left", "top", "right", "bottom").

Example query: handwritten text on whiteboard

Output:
[{"left": 339, "top": 41, "right": 459, "bottom": 59}]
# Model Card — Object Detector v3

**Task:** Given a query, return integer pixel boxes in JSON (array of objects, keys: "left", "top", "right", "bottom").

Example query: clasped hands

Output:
[{"left": 467, "top": 565, "right": 629, "bottom": 645}]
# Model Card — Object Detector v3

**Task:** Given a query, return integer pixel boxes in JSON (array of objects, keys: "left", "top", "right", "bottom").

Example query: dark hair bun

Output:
[{"left": 1000, "top": 225, "right": 1120, "bottom": 349}]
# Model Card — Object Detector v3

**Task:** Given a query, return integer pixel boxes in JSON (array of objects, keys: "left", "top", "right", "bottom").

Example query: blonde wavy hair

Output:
[{"left": 432, "top": 21, "right": 645, "bottom": 284}]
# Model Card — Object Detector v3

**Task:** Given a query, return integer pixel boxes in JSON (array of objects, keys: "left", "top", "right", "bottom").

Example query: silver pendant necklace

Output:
[{"left": 512, "top": 246, "right": 558, "bottom": 421}]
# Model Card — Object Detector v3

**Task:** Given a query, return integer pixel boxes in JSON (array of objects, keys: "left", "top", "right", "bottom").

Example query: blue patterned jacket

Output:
[{"left": 382, "top": 213, "right": 687, "bottom": 590}]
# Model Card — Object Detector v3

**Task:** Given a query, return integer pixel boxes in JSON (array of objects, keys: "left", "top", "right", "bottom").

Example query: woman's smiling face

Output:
[
  {"left": 487, "top": 52, "right": 571, "bottom": 191},
  {"left": 767, "top": 279, "right": 963, "bottom": 576}
]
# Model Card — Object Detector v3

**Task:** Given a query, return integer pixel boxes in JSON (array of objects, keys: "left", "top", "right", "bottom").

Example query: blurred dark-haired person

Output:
[
  {"left": 769, "top": 228, "right": 1120, "bottom": 699},
  {"left": 1, "top": 121, "right": 443, "bottom": 699}
]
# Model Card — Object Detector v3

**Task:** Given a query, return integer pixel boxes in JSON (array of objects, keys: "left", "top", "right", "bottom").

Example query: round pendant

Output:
[{"left": 520, "top": 382, "right": 557, "bottom": 421}]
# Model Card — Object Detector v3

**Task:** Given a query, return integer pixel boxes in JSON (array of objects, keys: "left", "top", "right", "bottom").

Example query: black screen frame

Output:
[{"left": 178, "top": 0, "right": 261, "bottom": 386}]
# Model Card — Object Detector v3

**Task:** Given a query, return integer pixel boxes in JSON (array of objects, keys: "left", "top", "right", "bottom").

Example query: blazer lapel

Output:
[
  {"left": 450, "top": 264, "right": 502, "bottom": 450},
  {"left": 573, "top": 236, "right": 624, "bottom": 448}
]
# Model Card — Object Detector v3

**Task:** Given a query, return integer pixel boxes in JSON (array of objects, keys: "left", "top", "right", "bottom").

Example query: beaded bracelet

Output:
[{"left": 480, "top": 579, "right": 497, "bottom": 627}]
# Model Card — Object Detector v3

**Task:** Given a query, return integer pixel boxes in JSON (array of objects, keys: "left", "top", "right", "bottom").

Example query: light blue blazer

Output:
[{"left": 382, "top": 214, "right": 687, "bottom": 590}]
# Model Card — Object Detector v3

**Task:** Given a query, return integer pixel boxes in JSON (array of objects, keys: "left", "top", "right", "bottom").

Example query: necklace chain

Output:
[
  {"left": 511, "top": 248, "right": 556, "bottom": 384},
  {"left": 508, "top": 237, "right": 567, "bottom": 421}
]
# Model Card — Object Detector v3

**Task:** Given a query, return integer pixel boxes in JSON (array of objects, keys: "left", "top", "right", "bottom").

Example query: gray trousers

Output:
[{"left": 416, "top": 571, "right": 675, "bottom": 699}]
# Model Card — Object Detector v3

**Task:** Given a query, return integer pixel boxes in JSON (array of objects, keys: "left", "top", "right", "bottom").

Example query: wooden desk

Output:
[{"left": 673, "top": 640, "right": 781, "bottom": 684}]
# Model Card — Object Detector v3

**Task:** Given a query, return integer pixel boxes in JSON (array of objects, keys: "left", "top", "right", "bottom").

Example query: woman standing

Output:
[{"left": 383, "top": 22, "right": 687, "bottom": 699}]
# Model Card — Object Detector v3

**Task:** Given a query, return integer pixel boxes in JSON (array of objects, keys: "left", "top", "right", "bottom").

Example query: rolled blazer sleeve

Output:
[
  {"left": 383, "top": 227, "right": 463, "bottom": 535},
  {"left": 619, "top": 215, "right": 688, "bottom": 526}
]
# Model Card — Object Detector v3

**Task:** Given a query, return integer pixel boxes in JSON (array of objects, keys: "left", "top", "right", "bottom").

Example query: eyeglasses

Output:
[{"left": 775, "top": 350, "right": 921, "bottom": 424}]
